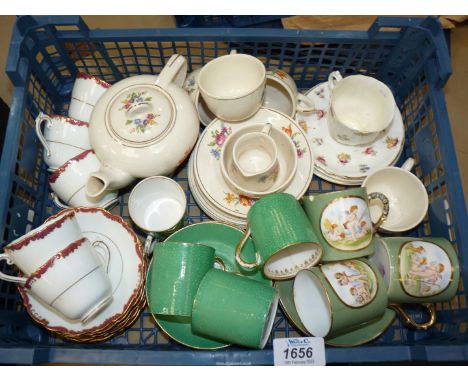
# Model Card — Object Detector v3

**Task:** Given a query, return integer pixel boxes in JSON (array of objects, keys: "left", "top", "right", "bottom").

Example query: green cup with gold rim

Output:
[
  {"left": 192, "top": 268, "right": 279, "bottom": 349},
  {"left": 293, "top": 258, "right": 388, "bottom": 339},
  {"left": 369, "top": 236, "right": 460, "bottom": 330},
  {"left": 148, "top": 241, "right": 215, "bottom": 318},
  {"left": 235, "top": 193, "right": 323, "bottom": 280},
  {"left": 302, "top": 187, "right": 389, "bottom": 262}
]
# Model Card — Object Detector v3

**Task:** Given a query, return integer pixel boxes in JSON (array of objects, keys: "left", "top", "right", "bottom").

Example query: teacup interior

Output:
[
  {"left": 199, "top": 54, "right": 265, "bottom": 98},
  {"left": 294, "top": 270, "right": 331, "bottom": 337},
  {"left": 234, "top": 134, "right": 276, "bottom": 174},
  {"left": 129, "top": 178, "right": 186, "bottom": 232},
  {"left": 259, "top": 293, "right": 280, "bottom": 349},
  {"left": 263, "top": 78, "right": 294, "bottom": 116},
  {"left": 365, "top": 168, "right": 428, "bottom": 231},
  {"left": 264, "top": 242, "right": 321, "bottom": 278},
  {"left": 332, "top": 75, "right": 395, "bottom": 133},
  {"left": 370, "top": 239, "right": 391, "bottom": 289}
]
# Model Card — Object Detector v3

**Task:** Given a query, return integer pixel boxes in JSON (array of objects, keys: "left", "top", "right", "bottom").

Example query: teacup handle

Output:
[
  {"left": 296, "top": 93, "right": 316, "bottom": 113},
  {"left": 144, "top": 233, "right": 156, "bottom": 256},
  {"left": 52, "top": 193, "right": 119, "bottom": 210},
  {"left": 92, "top": 240, "right": 111, "bottom": 273},
  {"left": 261, "top": 123, "right": 273, "bottom": 135},
  {"left": 35, "top": 112, "right": 52, "bottom": 158},
  {"left": 401, "top": 157, "right": 415, "bottom": 172},
  {"left": 0, "top": 254, "right": 28, "bottom": 284},
  {"left": 52, "top": 193, "right": 70, "bottom": 209},
  {"left": 235, "top": 224, "right": 262, "bottom": 269},
  {"left": 328, "top": 71, "right": 343, "bottom": 90},
  {"left": 389, "top": 303, "right": 436, "bottom": 330},
  {"left": 155, "top": 54, "right": 188, "bottom": 89},
  {"left": 230, "top": 49, "right": 237, "bottom": 55},
  {"left": 367, "top": 192, "right": 389, "bottom": 230}
]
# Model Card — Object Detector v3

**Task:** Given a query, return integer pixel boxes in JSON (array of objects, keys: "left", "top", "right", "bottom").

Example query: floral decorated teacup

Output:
[
  {"left": 302, "top": 187, "right": 389, "bottom": 262},
  {"left": 327, "top": 71, "right": 396, "bottom": 146}
]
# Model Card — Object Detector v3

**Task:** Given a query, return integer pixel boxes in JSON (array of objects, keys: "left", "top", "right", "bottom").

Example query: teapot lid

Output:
[{"left": 105, "top": 84, "right": 175, "bottom": 147}]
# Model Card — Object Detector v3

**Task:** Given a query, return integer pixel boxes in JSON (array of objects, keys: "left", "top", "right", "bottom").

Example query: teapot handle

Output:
[{"left": 155, "top": 54, "right": 188, "bottom": 90}]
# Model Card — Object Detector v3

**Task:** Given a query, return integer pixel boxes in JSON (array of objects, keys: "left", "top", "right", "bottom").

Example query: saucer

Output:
[
  {"left": 188, "top": 155, "right": 247, "bottom": 227},
  {"left": 325, "top": 308, "right": 396, "bottom": 347},
  {"left": 148, "top": 222, "right": 272, "bottom": 350},
  {"left": 275, "top": 279, "right": 309, "bottom": 335},
  {"left": 276, "top": 278, "right": 396, "bottom": 347},
  {"left": 295, "top": 82, "right": 404, "bottom": 185},
  {"left": 18, "top": 207, "right": 146, "bottom": 339},
  {"left": 191, "top": 107, "right": 314, "bottom": 219}
]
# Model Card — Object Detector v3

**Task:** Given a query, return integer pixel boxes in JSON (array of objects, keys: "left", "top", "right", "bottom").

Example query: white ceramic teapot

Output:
[{"left": 86, "top": 54, "right": 198, "bottom": 198}]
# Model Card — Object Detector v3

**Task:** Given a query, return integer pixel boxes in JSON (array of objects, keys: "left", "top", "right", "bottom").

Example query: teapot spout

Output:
[{"left": 86, "top": 165, "right": 134, "bottom": 199}]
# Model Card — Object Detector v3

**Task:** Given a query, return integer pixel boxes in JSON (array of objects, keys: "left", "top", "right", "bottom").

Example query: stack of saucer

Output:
[
  {"left": 295, "top": 82, "right": 405, "bottom": 186},
  {"left": 188, "top": 107, "right": 314, "bottom": 227},
  {"left": 17, "top": 207, "right": 147, "bottom": 342}
]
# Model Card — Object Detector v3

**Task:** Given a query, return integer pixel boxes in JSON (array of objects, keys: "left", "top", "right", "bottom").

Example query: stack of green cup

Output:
[{"left": 147, "top": 241, "right": 279, "bottom": 349}]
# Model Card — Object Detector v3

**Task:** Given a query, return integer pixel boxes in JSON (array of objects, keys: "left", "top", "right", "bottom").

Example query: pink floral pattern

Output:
[
  {"left": 317, "top": 156, "right": 327, "bottom": 165},
  {"left": 208, "top": 123, "right": 232, "bottom": 160},
  {"left": 316, "top": 109, "right": 327, "bottom": 120},
  {"left": 363, "top": 147, "right": 377, "bottom": 156}
]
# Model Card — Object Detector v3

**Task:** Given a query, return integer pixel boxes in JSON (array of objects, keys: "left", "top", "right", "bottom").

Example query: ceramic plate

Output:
[
  {"left": 148, "top": 222, "right": 272, "bottom": 350},
  {"left": 18, "top": 207, "right": 146, "bottom": 337},
  {"left": 192, "top": 107, "right": 314, "bottom": 219},
  {"left": 188, "top": 156, "right": 246, "bottom": 227},
  {"left": 295, "top": 82, "right": 404, "bottom": 184},
  {"left": 325, "top": 308, "right": 396, "bottom": 347}
]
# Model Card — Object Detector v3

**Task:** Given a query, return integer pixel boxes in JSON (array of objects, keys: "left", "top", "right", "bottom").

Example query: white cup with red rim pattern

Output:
[
  {"left": 48, "top": 149, "right": 119, "bottom": 209},
  {"left": 68, "top": 72, "right": 111, "bottom": 123},
  {"left": 0, "top": 211, "right": 82, "bottom": 276},
  {"left": 35, "top": 112, "right": 91, "bottom": 170},
  {"left": 22, "top": 237, "right": 113, "bottom": 322}
]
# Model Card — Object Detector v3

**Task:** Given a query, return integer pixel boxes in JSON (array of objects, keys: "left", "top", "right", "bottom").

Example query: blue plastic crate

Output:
[
  {"left": 0, "top": 16, "right": 467, "bottom": 365},
  {"left": 175, "top": 15, "right": 285, "bottom": 28}
]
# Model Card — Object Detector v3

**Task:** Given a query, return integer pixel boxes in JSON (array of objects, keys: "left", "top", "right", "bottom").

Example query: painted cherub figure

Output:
[{"left": 343, "top": 205, "right": 359, "bottom": 240}]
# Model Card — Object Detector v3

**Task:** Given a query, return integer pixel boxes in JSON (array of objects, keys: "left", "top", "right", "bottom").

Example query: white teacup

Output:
[
  {"left": 0, "top": 210, "right": 82, "bottom": 276},
  {"left": 48, "top": 149, "right": 118, "bottom": 209},
  {"left": 231, "top": 123, "right": 279, "bottom": 193},
  {"left": 128, "top": 176, "right": 187, "bottom": 255},
  {"left": 183, "top": 68, "right": 216, "bottom": 126},
  {"left": 68, "top": 72, "right": 111, "bottom": 123},
  {"left": 362, "top": 158, "right": 429, "bottom": 232},
  {"left": 19, "top": 237, "right": 111, "bottom": 322},
  {"left": 327, "top": 71, "right": 396, "bottom": 146},
  {"left": 198, "top": 52, "right": 266, "bottom": 122},
  {"left": 184, "top": 68, "right": 315, "bottom": 125},
  {"left": 263, "top": 69, "right": 315, "bottom": 117},
  {"left": 35, "top": 112, "right": 91, "bottom": 170}
]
